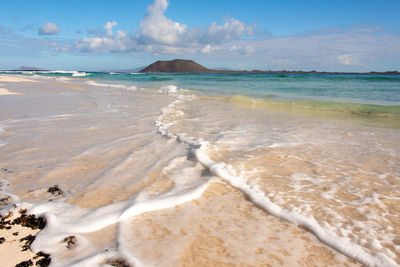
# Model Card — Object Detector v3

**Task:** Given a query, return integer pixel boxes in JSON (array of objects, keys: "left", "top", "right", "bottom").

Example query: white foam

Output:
[
  {"left": 71, "top": 71, "right": 88, "bottom": 77},
  {"left": 268, "top": 141, "right": 304, "bottom": 148},
  {"left": 154, "top": 99, "right": 184, "bottom": 138},
  {"left": 2, "top": 91, "right": 211, "bottom": 265},
  {"left": 0, "top": 124, "right": 6, "bottom": 135},
  {"left": 24, "top": 170, "right": 210, "bottom": 265},
  {"left": 152, "top": 92, "right": 399, "bottom": 267},
  {"left": 0, "top": 179, "right": 20, "bottom": 216},
  {"left": 0, "top": 124, "right": 7, "bottom": 148},
  {"left": 191, "top": 146, "right": 397, "bottom": 266},
  {"left": 86, "top": 80, "right": 137, "bottom": 91},
  {"left": 31, "top": 70, "right": 87, "bottom": 77},
  {"left": 158, "top": 84, "right": 180, "bottom": 95},
  {"left": 46, "top": 70, "right": 76, "bottom": 74}
]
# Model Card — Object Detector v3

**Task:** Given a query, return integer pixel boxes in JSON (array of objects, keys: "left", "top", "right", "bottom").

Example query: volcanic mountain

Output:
[{"left": 139, "top": 59, "right": 211, "bottom": 73}]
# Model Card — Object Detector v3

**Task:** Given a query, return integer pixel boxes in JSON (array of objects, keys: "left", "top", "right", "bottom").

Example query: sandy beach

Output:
[{"left": 0, "top": 75, "right": 378, "bottom": 266}]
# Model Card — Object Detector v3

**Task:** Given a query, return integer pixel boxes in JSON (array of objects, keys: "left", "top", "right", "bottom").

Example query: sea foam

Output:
[
  {"left": 152, "top": 86, "right": 399, "bottom": 267},
  {"left": 158, "top": 84, "right": 180, "bottom": 95},
  {"left": 0, "top": 85, "right": 210, "bottom": 266},
  {"left": 34, "top": 70, "right": 89, "bottom": 77},
  {"left": 0, "top": 124, "right": 7, "bottom": 148},
  {"left": 86, "top": 80, "right": 137, "bottom": 91}
]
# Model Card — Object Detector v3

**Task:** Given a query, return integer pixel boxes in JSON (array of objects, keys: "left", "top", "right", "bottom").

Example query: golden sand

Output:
[{"left": 126, "top": 181, "right": 360, "bottom": 266}]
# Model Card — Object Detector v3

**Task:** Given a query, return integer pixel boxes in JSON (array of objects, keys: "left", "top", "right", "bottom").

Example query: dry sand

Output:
[{"left": 0, "top": 209, "right": 50, "bottom": 267}]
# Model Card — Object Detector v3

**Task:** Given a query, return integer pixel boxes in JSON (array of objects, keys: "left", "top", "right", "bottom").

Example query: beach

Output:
[{"left": 0, "top": 73, "right": 399, "bottom": 266}]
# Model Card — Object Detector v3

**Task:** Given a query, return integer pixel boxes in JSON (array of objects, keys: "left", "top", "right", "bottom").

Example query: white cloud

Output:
[
  {"left": 75, "top": 22, "right": 131, "bottom": 52},
  {"left": 104, "top": 21, "right": 117, "bottom": 37},
  {"left": 134, "top": 0, "right": 256, "bottom": 54},
  {"left": 75, "top": 0, "right": 256, "bottom": 54},
  {"left": 225, "top": 27, "right": 400, "bottom": 70},
  {"left": 203, "top": 18, "right": 256, "bottom": 44},
  {"left": 138, "top": 0, "right": 186, "bottom": 45},
  {"left": 39, "top": 22, "right": 61, "bottom": 35}
]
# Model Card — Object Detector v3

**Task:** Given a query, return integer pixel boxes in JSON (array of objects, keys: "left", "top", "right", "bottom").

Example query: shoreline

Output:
[
  {"left": 2, "top": 69, "right": 400, "bottom": 75},
  {"left": 0, "top": 74, "right": 398, "bottom": 266}
]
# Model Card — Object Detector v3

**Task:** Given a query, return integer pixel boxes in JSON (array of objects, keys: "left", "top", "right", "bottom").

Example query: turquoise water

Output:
[
  {"left": 96, "top": 72, "right": 400, "bottom": 106},
  {"left": 3, "top": 70, "right": 400, "bottom": 106}
]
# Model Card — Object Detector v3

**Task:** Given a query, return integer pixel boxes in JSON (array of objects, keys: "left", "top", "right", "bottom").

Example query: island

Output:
[{"left": 139, "top": 59, "right": 400, "bottom": 75}]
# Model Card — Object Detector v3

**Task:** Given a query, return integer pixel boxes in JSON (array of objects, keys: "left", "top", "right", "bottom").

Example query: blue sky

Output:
[{"left": 1, "top": 0, "right": 400, "bottom": 71}]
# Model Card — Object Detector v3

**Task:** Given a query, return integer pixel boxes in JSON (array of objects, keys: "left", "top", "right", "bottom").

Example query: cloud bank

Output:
[
  {"left": 39, "top": 22, "right": 61, "bottom": 35},
  {"left": 75, "top": 0, "right": 256, "bottom": 55}
]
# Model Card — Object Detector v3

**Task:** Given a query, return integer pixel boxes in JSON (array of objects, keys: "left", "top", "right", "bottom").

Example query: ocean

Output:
[{"left": 0, "top": 71, "right": 400, "bottom": 266}]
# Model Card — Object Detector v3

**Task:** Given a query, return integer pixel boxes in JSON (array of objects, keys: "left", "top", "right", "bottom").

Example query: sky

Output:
[{"left": 1, "top": 0, "right": 400, "bottom": 71}]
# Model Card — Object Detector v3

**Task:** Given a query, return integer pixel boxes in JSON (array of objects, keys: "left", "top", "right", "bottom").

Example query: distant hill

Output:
[
  {"left": 139, "top": 59, "right": 400, "bottom": 75},
  {"left": 15, "top": 66, "right": 46, "bottom": 71},
  {"left": 139, "top": 59, "right": 266, "bottom": 73},
  {"left": 140, "top": 59, "right": 211, "bottom": 73}
]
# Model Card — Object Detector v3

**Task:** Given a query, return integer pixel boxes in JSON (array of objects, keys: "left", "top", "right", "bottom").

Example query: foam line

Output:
[
  {"left": 0, "top": 124, "right": 7, "bottom": 148},
  {"left": 118, "top": 182, "right": 209, "bottom": 221},
  {"left": 29, "top": 178, "right": 210, "bottom": 264},
  {"left": 154, "top": 87, "right": 399, "bottom": 267},
  {"left": 1, "top": 83, "right": 210, "bottom": 265},
  {"left": 30, "top": 180, "right": 208, "bottom": 236},
  {"left": 189, "top": 146, "right": 398, "bottom": 266},
  {"left": 86, "top": 80, "right": 137, "bottom": 91}
]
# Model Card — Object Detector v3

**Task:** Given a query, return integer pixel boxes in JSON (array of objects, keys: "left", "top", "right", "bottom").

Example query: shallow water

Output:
[
  {"left": 169, "top": 97, "right": 400, "bottom": 265},
  {"left": 0, "top": 74, "right": 399, "bottom": 266}
]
